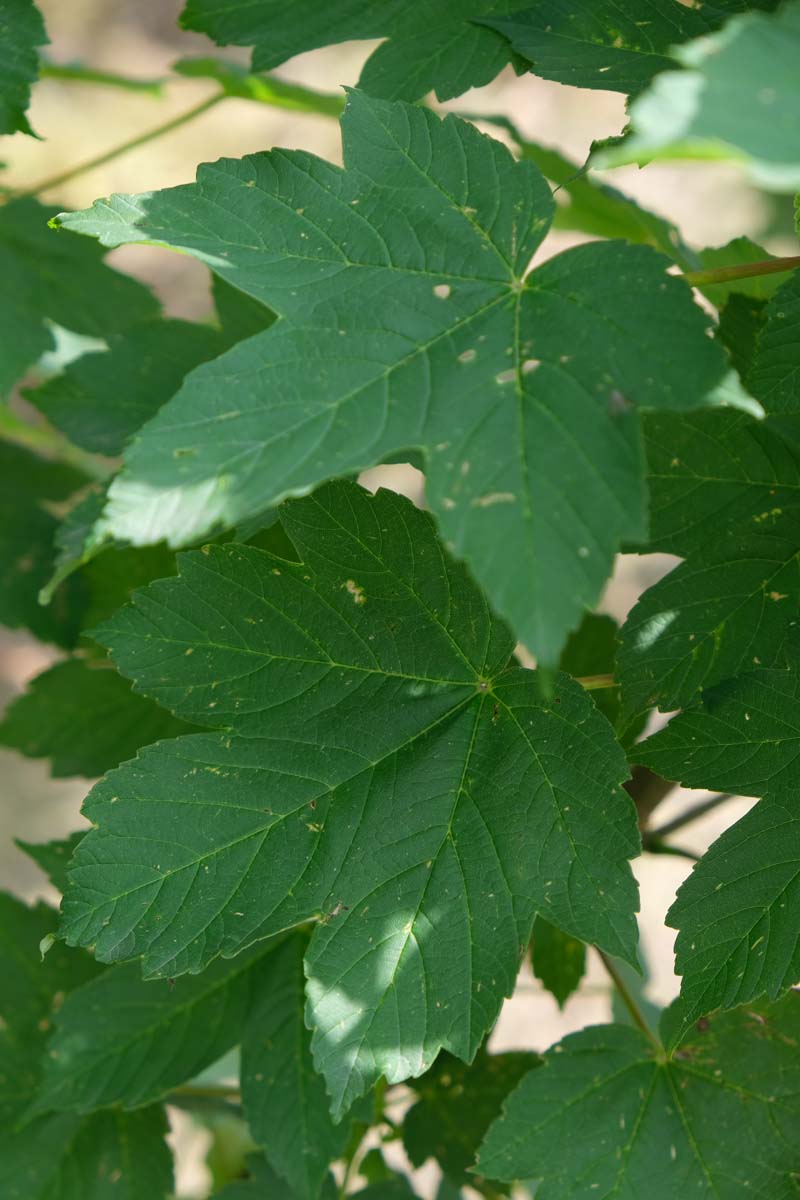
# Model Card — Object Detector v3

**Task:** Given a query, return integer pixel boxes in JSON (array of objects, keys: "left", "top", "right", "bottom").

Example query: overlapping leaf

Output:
[
  {"left": 0, "top": 198, "right": 158, "bottom": 396},
  {"left": 0, "top": 658, "right": 198, "bottom": 777},
  {"left": 634, "top": 668, "right": 800, "bottom": 1028},
  {"left": 241, "top": 934, "right": 363, "bottom": 1200},
  {"left": 179, "top": 1, "right": 523, "bottom": 103},
  {"left": 0, "top": 893, "right": 173, "bottom": 1200},
  {"left": 0, "top": 0, "right": 47, "bottom": 136},
  {"left": 484, "top": 0, "right": 719, "bottom": 95},
  {"left": 33, "top": 938, "right": 278, "bottom": 1113},
  {"left": 596, "top": 1, "right": 800, "bottom": 191},
  {"left": 403, "top": 1047, "right": 537, "bottom": 1187},
  {"left": 530, "top": 916, "right": 586, "bottom": 1009},
  {"left": 618, "top": 409, "right": 800, "bottom": 714},
  {"left": 56, "top": 92, "right": 727, "bottom": 664},
  {"left": 748, "top": 272, "right": 800, "bottom": 418},
  {"left": 477, "top": 994, "right": 800, "bottom": 1197},
  {"left": 61, "top": 480, "right": 640, "bottom": 1115},
  {"left": 0, "top": 442, "right": 87, "bottom": 645}
]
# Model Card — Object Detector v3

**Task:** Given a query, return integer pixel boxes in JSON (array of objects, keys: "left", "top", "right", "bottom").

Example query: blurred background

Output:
[{"left": 1, "top": 2, "right": 796, "bottom": 1194}]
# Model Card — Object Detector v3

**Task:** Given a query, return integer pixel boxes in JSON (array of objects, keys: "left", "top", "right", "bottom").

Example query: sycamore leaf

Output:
[
  {"left": 618, "top": 518, "right": 800, "bottom": 716},
  {"left": 477, "top": 994, "right": 800, "bottom": 1198},
  {"left": 404, "top": 1048, "right": 538, "bottom": 1188},
  {"left": 634, "top": 668, "right": 800, "bottom": 1027},
  {"left": 0, "top": 442, "right": 88, "bottom": 645},
  {"left": 595, "top": 2, "right": 800, "bottom": 191},
  {"left": 0, "top": 893, "right": 173, "bottom": 1200},
  {"left": 0, "top": 0, "right": 47, "bottom": 136},
  {"left": 54, "top": 93, "right": 727, "bottom": 665},
  {"left": 179, "top": 1, "right": 523, "bottom": 103},
  {"left": 61, "top": 481, "right": 640, "bottom": 1116},
  {"left": 28, "top": 318, "right": 230, "bottom": 456},
  {"left": 530, "top": 916, "right": 586, "bottom": 1009},
  {"left": 748, "top": 272, "right": 800, "bottom": 418},
  {"left": 33, "top": 938, "right": 278, "bottom": 1113},
  {"left": 0, "top": 198, "right": 158, "bottom": 396},
  {"left": 484, "top": 0, "right": 718, "bottom": 95},
  {"left": 241, "top": 935, "right": 359, "bottom": 1200},
  {"left": 0, "top": 658, "right": 198, "bottom": 778}
]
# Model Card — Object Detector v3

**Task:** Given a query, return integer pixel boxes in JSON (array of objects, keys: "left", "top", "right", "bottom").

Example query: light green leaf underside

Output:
[
  {"left": 596, "top": 2, "right": 800, "bottom": 191},
  {"left": 478, "top": 995, "right": 800, "bottom": 1198},
  {"left": 241, "top": 934, "right": 356, "bottom": 1200},
  {"left": 55, "top": 92, "right": 726, "bottom": 664},
  {"left": 179, "top": 0, "right": 520, "bottom": 102},
  {"left": 34, "top": 938, "right": 277, "bottom": 1113},
  {"left": 634, "top": 668, "right": 800, "bottom": 1023},
  {"left": 0, "top": 198, "right": 158, "bottom": 396},
  {"left": 62, "top": 481, "right": 640, "bottom": 1116},
  {"left": 0, "top": 658, "right": 198, "bottom": 778},
  {"left": 0, "top": 0, "right": 47, "bottom": 135}
]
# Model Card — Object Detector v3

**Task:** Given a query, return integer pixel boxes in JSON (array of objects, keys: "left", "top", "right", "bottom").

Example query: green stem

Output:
[
  {"left": 647, "top": 792, "right": 731, "bottom": 841},
  {"left": 576, "top": 673, "right": 617, "bottom": 691},
  {"left": 0, "top": 403, "right": 110, "bottom": 478},
  {"left": 39, "top": 60, "right": 165, "bottom": 95},
  {"left": 682, "top": 256, "right": 800, "bottom": 288},
  {"left": 597, "top": 949, "right": 662, "bottom": 1054},
  {"left": 642, "top": 839, "right": 701, "bottom": 862},
  {"left": 15, "top": 91, "right": 225, "bottom": 198},
  {"left": 169, "top": 1083, "right": 241, "bottom": 1100}
]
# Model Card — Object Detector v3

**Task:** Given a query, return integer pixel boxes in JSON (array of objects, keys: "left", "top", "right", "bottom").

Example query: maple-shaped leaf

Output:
[
  {"left": 179, "top": 1, "right": 523, "bottom": 103},
  {"left": 61, "top": 481, "right": 640, "bottom": 1116},
  {"left": 477, "top": 994, "right": 800, "bottom": 1198},
  {"left": 55, "top": 93, "right": 727, "bottom": 665},
  {"left": 596, "top": 1, "right": 800, "bottom": 191},
  {"left": 0, "top": 0, "right": 47, "bottom": 136},
  {"left": 634, "top": 668, "right": 800, "bottom": 1029}
]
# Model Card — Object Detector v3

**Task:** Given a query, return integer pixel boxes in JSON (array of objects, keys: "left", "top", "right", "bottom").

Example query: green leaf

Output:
[
  {"left": 33, "top": 938, "right": 278, "bottom": 1113},
  {"left": 212, "top": 274, "right": 276, "bottom": 348},
  {"left": 0, "top": 441, "right": 87, "bottom": 645},
  {"left": 0, "top": 198, "right": 158, "bottom": 396},
  {"left": 0, "top": 1106, "right": 174, "bottom": 1200},
  {"left": 0, "top": 0, "right": 47, "bottom": 136},
  {"left": 617, "top": 517, "right": 800, "bottom": 716},
  {"left": 241, "top": 935, "right": 356, "bottom": 1200},
  {"left": 179, "top": 1, "right": 522, "bottom": 103},
  {"left": 0, "top": 658, "right": 198, "bottom": 778},
  {"left": 61, "top": 480, "right": 640, "bottom": 1116},
  {"left": 748, "top": 271, "right": 800, "bottom": 417},
  {"left": 28, "top": 318, "right": 230, "bottom": 456},
  {"left": 633, "top": 668, "right": 800, "bottom": 1025},
  {"left": 717, "top": 293, "right": 768, "bottom": 379},
  {"left": 641, "top": 408, "right": 800, "bottom": 557},
  {"left": 694, "top": 238, "right": 794, "bottom": 308},
  {"left": 55, "top": 93, "right": 727, "bottom": 665},
  {"left": 484, "top": 0, "right": 716, "bottom": 95},
  {"left": 213, "top": 1156, "right": 298, "bottom": 1199},
  {"left": 595, "top": 2, "right": 800, "bottom": 192},
  {"left": 0, "top": 894, "right": 172, "bottom": 1200},
  {"left": 530, "top": 916, "right": 586, "bottom": 1009},
  {"left": 16, "top": 832, "right": 86, "bottom": 893},
  {"left": 558, "top": 612, "right": 623, "bottom": 730},
  {"left": 404, "top": 1047, "right": 538, "bottom": 1187},
  {"left": 477, "top": 994, "right": 800, "bottom": 1197}
]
